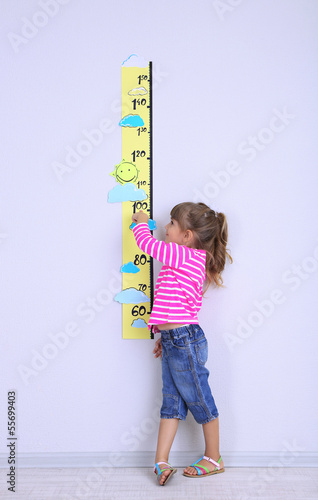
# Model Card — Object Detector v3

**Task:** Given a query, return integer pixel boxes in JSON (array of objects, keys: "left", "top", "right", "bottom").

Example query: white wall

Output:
[{"left": 1, "top": 0, "right": 317, "bottom": 465}]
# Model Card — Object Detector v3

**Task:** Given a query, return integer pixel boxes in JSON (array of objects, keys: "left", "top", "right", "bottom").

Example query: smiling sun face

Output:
[{"left": 110, "top": 160, "right": 139, "bottom": 185}]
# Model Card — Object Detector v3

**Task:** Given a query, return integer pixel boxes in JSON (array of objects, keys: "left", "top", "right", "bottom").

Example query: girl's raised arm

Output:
[{"left": 132, "top": 223, "right": 186, "bottom": 269}]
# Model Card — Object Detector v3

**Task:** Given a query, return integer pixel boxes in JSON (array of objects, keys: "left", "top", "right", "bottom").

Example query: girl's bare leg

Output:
[
  {"left": 155, "top": 418, "right": 179, "bottom": 485},
  {"left": 183, "top": 417, "right": 224, "bottom": 475}
]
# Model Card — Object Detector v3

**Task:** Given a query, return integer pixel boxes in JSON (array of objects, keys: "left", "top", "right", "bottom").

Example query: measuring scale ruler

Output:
[{"left": 118, "top": 59, "right": 154, "bottom": 340}]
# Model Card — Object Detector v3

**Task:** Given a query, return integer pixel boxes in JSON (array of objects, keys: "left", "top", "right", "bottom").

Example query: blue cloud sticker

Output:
[
  {"left": 122, "top": 54, "right": 148, "bottom": 67},
  {"left": 148, "top": 219, "right": 157, "bottom": 230},
  {"left": 108, "top": 183, "right": 147, "bottom": 203},
  {"left": 131, "top": 318, "right": 148, "bottom": 328},
  {"left": 120, "top": 262, "right": 140, "bottom": 274},
  {"left": 119, "top": 114, "right": 144, "bottom": 127},
  {"left": 130, "top": 219, "right": 157, "bottom": 230},
  {"left": 114, "top": 288, "right": 150, "bottom": 304}
]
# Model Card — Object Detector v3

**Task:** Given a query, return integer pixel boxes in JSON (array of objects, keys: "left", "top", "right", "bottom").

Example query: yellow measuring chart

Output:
[{"left": 108, "top": 55, "right": 154, "bottom": 340}]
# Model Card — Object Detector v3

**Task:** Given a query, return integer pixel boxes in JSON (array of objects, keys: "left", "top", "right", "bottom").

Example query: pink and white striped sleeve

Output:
[{"left": 132, "top": 223, "right": 186, "bottom": 269}]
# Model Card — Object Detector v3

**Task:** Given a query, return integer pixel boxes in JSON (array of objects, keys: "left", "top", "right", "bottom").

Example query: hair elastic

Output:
[{"left": 205, "top": 210, "right": 218, "bottom": 218}]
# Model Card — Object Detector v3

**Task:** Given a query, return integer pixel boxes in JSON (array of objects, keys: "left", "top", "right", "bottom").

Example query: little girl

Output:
[{"left": 132, "top": 202, "right": 232, "bottom": 486}]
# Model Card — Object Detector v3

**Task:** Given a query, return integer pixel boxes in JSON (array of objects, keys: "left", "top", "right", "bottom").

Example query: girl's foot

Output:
[
  {"left": 183, "top": 456, "right": 224, "bottom": 476},
  {"left": 154, "top": 461, "right": 177, "bottom": 485},
  {"left": 156, "top": 467, "right": 172, "bottom": 485}
]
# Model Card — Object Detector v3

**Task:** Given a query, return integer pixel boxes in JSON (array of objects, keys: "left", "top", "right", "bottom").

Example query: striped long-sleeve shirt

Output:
[{"left": 132, "top": 223, "right": 206, "bottom": 332}]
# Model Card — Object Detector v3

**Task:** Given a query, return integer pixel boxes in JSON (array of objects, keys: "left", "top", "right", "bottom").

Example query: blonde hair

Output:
[{"left": 170, "top": 202, "right": 233, "bottom": 293}]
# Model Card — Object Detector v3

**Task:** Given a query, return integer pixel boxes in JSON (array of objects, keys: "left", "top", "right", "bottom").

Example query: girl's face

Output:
[{"left": 165, "top": 218, "right": 189, "bottom": 245}]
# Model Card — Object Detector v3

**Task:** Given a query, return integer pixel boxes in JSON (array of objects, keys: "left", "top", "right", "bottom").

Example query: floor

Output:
[{"left": 1, "top": 467, "right": 318, "bottom": 500}]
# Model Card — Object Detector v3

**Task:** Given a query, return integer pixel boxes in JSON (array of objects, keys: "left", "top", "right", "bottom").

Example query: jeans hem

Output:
[
  {"left": 198, "top": 413, "right": 219, "bottom": 425},
  {"left": 160, "top": 414, "right": 186, "bottom": 421}
]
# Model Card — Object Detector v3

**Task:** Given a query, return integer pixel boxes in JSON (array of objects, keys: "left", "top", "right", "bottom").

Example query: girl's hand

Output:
[
  {"left": 132, "top": 210, "right": 149, "bottom": 225},
  {"left": 153, "top": 338, "right": 162, "bottom": 359}
]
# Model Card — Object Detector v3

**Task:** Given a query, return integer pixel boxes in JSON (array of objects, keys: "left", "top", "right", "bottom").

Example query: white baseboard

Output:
[{"left": 0, "top": 451, "right": 317, "bottom": 468}]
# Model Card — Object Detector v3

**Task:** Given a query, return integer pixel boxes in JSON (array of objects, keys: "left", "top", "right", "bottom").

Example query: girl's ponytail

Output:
[{"left": 204, "top": 212, "right": 233, "bottom": 293}]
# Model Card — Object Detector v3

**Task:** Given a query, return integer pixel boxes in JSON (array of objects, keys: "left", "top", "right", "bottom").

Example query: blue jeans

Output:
[{"left": 159, "top": 324, "right": 219, "bottom": 425}]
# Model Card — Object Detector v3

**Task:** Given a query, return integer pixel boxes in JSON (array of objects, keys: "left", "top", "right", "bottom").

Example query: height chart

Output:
[{"left": 108, "top": 55, "right": 154, "bottom": 339}]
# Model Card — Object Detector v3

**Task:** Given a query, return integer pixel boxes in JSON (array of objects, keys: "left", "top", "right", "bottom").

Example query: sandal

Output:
[
  {"left": 183, "top": 455, "right": 225, "bottom": 478},
  {"left": 154, "top": 461, "right": 177, "bottom": 486}
]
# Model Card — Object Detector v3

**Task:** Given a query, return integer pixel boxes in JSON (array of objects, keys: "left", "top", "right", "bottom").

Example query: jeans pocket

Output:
[
  {"left": 195, "top": 340, "right": 208, "bottom": 365},
  {"left": 169, "top": 344, "right": 191, "bottom": 372}
]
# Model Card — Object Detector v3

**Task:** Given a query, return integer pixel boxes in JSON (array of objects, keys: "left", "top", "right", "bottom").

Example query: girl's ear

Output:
[{"left": 184, "top": 229, "right": 194, "bottom": 245}]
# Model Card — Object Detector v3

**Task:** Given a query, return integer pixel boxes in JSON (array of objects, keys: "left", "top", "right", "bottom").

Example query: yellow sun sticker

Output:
[{"left": 110, "top": 159, "right": 140, "bottom": 185}]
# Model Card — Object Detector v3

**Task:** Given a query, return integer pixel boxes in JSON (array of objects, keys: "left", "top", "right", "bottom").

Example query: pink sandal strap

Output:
[
  {"left": 202, "top": 455, "right": 222, "bottom": 470},
  {"left": 154, "top": 461, "right": 171, "bottom": 474}
]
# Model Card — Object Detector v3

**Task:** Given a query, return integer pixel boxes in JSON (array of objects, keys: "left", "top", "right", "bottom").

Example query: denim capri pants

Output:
[{"left": 159, "top": 323, "right": 219, "bottom": 425}]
